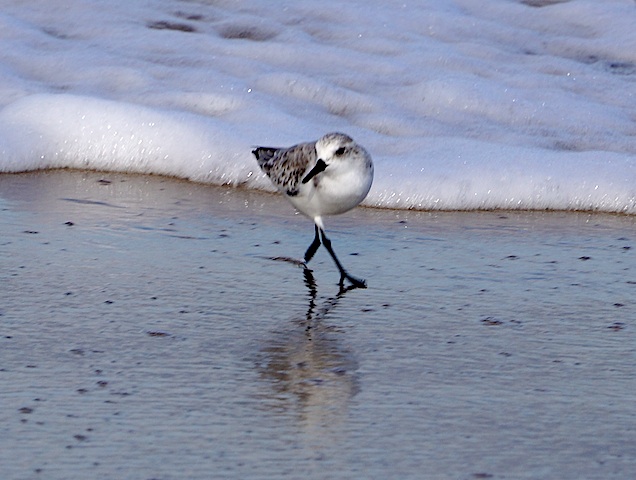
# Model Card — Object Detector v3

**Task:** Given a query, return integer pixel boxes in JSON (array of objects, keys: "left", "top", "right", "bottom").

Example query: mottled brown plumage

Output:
[{"left": 253, "top": 141, "right": 318, "bottom": 196}]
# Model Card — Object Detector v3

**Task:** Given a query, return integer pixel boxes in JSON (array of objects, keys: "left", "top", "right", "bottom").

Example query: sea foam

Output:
[{"left": 0, "top": 0, "right": 635, "bottom": 213}]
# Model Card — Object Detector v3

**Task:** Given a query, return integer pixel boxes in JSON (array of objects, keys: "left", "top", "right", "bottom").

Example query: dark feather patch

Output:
[{"left": 253, "top": 141, "right": 317, "bottom": 196}]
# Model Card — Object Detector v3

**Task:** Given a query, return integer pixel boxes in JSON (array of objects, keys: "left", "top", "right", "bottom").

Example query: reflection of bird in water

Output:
[{"left": 256, "top": 268, "right": 359, "bottom": 436}]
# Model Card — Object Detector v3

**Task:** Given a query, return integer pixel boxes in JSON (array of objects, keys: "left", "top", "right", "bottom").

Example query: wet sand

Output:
[{"left": 1, "top": 171, "right": 635, "bottom": 479}]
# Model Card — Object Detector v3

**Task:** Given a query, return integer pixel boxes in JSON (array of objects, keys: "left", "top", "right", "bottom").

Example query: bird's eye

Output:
[{"left": 335, "top": 147, "right": 346, "bottom": 156}]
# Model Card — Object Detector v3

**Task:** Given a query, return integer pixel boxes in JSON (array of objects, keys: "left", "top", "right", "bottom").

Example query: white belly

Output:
[{"left": 287, "top": 166, "right": 373, "bottom": 218}]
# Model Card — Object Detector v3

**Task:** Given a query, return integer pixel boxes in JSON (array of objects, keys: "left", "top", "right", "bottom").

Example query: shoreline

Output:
[{"left": 3, "top": 167, "right": 636, "bottom": 217}]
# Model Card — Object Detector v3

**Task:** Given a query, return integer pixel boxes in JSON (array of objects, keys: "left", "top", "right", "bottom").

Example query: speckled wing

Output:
[{"left": 252, "top": 142, "right": 317, "bottom": 197}]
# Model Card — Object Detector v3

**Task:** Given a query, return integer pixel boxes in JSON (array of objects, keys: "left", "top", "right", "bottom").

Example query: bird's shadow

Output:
[{"left": 254, "top": 266, "right": 361, "bottom": 432}]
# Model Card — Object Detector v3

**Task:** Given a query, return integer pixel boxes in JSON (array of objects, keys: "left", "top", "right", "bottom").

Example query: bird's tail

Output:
[{"left": 251, "top": 147, "right": 279, "bottom": 167}]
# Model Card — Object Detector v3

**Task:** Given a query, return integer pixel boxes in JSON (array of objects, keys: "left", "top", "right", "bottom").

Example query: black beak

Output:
[{"left": 302, "top": 159, "right": 328, "bottom": 184}]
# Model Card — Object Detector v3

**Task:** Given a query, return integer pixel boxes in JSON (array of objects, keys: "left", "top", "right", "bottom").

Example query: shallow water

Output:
[{"left": 1, "top": 171, "right": 635, "bottom": 479}]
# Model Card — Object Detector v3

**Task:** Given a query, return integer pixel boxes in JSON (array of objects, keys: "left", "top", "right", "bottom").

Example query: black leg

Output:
[
  {"left": 304, "top": 224, "right": 322, "bottom": 263},
  {"left": 319, "top": 228, "right": 367, "bottom": 288}
]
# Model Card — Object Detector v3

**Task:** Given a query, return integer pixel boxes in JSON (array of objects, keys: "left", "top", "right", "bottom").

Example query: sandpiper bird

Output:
[{"left": 252, "top": 132, "right": 374, "bottom": 288}]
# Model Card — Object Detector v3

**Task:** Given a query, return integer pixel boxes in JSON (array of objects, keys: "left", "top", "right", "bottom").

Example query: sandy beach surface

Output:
[{"left": 1, "top": 171, "right": 635, "bottom": 479}]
